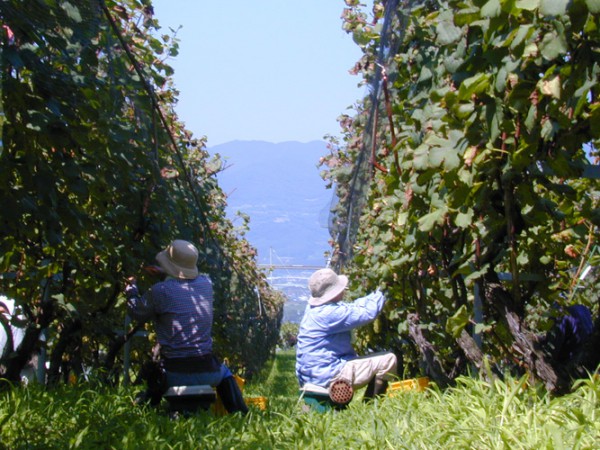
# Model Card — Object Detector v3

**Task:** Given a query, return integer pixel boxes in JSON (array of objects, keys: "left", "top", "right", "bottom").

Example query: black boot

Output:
[
  {"left": 216, "top": 376, "right": 248, "bottom": 414},
  {"left": 363, "top": 378, "right": 388, "bottom": 401},
  {"left": 135, "top": 361, "right": 167, "bottom": 407}
]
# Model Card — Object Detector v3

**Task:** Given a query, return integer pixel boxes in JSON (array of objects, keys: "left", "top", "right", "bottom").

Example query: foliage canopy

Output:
[
  {"left": 325, "top": 0, "right": 600, "bottom": 392},
  {"left": 0, "top": 0, "right": 283, "bottom": 384}
]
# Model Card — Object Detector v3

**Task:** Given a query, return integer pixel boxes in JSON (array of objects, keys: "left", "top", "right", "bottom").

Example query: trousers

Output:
[{"left": 332, "top": 351, "right": 397, "bottom": 389}]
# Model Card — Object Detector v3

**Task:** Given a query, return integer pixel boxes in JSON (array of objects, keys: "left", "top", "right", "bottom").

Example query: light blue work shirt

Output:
[{"left": 295, "top": 290, "right": 386, "bottom": 387}]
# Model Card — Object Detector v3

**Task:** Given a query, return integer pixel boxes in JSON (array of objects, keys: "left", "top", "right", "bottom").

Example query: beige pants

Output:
[{"left": 333, "top": 352, "right": 398, "bottom": 389}]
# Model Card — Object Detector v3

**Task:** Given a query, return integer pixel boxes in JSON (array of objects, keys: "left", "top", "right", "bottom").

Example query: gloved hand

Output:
[
  {"left": 124, "top": 279, "right": 139, "bottom": 299},
  {"left": 377, "top": 280, "right": 389, "bottom": 295},
  {"left": 143, "top": 265, "right": 164, "bottom": 277}
]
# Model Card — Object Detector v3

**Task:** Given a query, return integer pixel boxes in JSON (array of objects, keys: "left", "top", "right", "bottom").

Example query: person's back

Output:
[
  {"left": 132, "top": 275, "right": 214, "bottom": 359},
  {"left": 126, "top": 239, "right": 248, "bottom": 414},
  {"left": 1, "top": 295, "right": 37, "bottom": 384},
  {"left": 544, "top": 304, "right": 594, "bottom": 364},
  {"left": 0, "top": 296, "right": 24, "bottom": 358}
]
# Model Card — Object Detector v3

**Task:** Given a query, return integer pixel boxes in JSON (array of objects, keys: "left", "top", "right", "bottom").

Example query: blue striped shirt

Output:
[{"left": 127, "top": 276, "right": 214, "bottom": 359}]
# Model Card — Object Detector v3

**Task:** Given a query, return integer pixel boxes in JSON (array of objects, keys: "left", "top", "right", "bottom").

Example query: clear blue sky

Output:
[{"left": 151, "top": 0, "right": 369, "bottom": 146}]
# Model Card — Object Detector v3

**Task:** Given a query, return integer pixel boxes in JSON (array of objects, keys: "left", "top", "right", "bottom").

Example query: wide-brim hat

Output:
[
  {"left": 308, "top": 268, "right": 348, "bottom": 306},
  {"left": 155, "top": 240, "right": 199, "bottom": 280}
]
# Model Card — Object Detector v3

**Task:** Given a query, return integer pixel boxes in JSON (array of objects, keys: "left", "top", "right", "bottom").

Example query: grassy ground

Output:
[{"left": 1, "top": 349, "right": 599, "bottom": 449}]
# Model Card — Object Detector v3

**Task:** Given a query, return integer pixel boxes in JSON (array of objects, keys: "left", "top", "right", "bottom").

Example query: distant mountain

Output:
[{"left": 208, "top": 140, "right": 334, "bottom": 267}]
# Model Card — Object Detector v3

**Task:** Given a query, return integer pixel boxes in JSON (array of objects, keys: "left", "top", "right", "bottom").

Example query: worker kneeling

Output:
[{"left": 296, "top": 269, "right": 397, "bottom": 407}]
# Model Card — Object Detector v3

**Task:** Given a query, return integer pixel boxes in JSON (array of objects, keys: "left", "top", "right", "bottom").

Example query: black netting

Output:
[{"left": 330, "top": 0, "right": 407, "bottom": 271}]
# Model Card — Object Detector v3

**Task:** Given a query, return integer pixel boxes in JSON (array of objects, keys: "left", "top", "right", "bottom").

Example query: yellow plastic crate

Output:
[
  {"left": 212, "top": 375, "right": 245, "bottom": 416},
  {"left": 246, "top": 396, "right": 268, "bottom": 411},
  {"left": 213, "top": 395, "right": 268, "bottom": 415},
  {"left": 388, "top": 377, "right": 429, "bottom": 396},
  {"left": 211, "top": 376, "right": 268, "bottom": 414}
]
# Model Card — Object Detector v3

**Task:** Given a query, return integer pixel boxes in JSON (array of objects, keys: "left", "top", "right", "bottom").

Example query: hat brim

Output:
[
  {"left": 156, "top": 250, "right": 199, "bottom": 280},
  {"left": 308, "top": 275, "right": 348, "bottom": 306}
]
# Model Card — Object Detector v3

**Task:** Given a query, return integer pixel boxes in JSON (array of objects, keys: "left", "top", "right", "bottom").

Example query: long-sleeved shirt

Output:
[
  {"left": 0, "top": 295, "right": 25, "bottom": 358},
  {"left": 295, "top": 290, "right": 386, "bottom": 387},
  {"left": 127, "top": 275, "right": 214, "bottom": 359},
  {"left": 545, "top": 304, "right": 594, "bottom": 363}
]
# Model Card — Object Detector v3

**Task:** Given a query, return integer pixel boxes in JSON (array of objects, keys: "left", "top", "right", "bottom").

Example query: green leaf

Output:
[
  {"left": 413, "top": 145, "right": 429, "bottom": 171},
  {"left": 509, "top": 25, "right": 533, "bottom": 50},
  {"left": 441, "top": 147, "right": 461, "bottom": 171},
  {"left": 458, "top": 74, "right": 492, "bottom": 101},
  {"left": 517, "top": 251, "right": 530, "bottom": 265},
  {"left": 418, "top": 66, "right": 433, "bottom": 83},
  {"left": 487, "top": 101, "right": 502, "bottom": 142},
  {"left": 590, "top": 103, "right": 600, "bottom": 138},
  {"left": 446, "top": 304, "right": 470, "bottom": 338},
  {"left": 523, "top": 42, "right": 538, "bottom": 57},
  {"left": 481, "top": 0, "right": 502, "bottom": 18},
  {"left": 436, "top": 20, "right": 462, "bottom": 45},
  {"left": 516, "top": 0, "right": 540, "bottom": 10},
  {"left": 397, "top": 211, "right": 409, "bottom": 227},
  {"left": 474, "top": 323, "right": 492, "bottom": 334},
  {"left": 525, "top": 105, "right": 537, "bottom": 132},
  {"left": 539, "top": 0, "right": 569, "bottom": 16},
  {"left": 429, "top": 147, "right": 446, "bottom": 168},
  {"left": 455, "top": 209, "right": 474, "bottom": 228},
  {"left": 444, "top": 52, "right": 464, "bottom": 73},
  {"left": 464, "top": 265, "right": 490, "bottom": 283},
  {"left": 495, "top": 68, "right": 507, "bottom": 92},
  {"left": 72, "top": 425, "right": 90, "bottom": 447},
  {"left": 417, "top": 208, "right": 446, "bottom": 232},
  {"left": 539, "top": 31, "right": 567, "bottom": 61},
  {"left": 573, "top": 77, "right": 597, "bottom": 116},
  {"left": 458, "top": 167, "right": 474, "bottom": 185},
  {"left": 455, "top": 102, "right": 475, "bottom": 119},
  {"left": 541, "top": 117, "right": 556, "bottom": 140},
  {"left": 61, "top": 2, "right": 82, "bottom": 22},
  {"left": 585, "top": 0, "right": 600, "bottom": 13},
  {"left": 539, "top": 75, "right": 561, "bottom": 99},
  {"left": 454, "top": 7, "right": 481, "bottom": 26},
  {"left": 352, "top": 30, "right": 371, "bottom": 46}
]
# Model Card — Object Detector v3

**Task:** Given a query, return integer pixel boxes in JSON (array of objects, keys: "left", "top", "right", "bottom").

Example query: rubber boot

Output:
[
  {"left": 216, "top": 376, "right": 249, "bottom": 414},
  {"left": 135, "top": 361, "right": 167, "bottom": 407},
  {"left": 363, "top": 378, "right": 388, "bottom": 401}
]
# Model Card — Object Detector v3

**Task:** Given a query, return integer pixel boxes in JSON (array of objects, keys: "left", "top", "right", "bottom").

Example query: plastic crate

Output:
[
  {"left": 388, "top": 377, "right": 429, "bottom": 396},
  {"left": 246, "top": 396, "right": 268, "bottom": 411},
  {"left": 212, "top": 375, "right": 259, "bottom": 416}
]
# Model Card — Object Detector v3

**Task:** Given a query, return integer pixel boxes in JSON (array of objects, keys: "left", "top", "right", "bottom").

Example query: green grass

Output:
[{"left": 1, "top": 350, "right": 599, "bottom": 449}]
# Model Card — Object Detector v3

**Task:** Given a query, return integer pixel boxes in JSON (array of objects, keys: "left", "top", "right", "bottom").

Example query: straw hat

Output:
[
  {"left": 155, "top": 240, "right": 199, "bottom": 280},
  {"left": 308, "top": 268, "right": 348, "bottom": 306}
]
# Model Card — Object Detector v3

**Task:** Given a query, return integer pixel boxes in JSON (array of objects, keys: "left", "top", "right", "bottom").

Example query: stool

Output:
[
  {"left": 300, "top": 381, "right": 353, "bottom": 412},
  {"left": 163, "top": 385, "right": 216, "bottom": 414}
]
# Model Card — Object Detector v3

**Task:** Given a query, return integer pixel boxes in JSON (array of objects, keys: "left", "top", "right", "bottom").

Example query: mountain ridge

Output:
[{"left": 208, "top": 140, "right": 333, "bottom": 267}]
